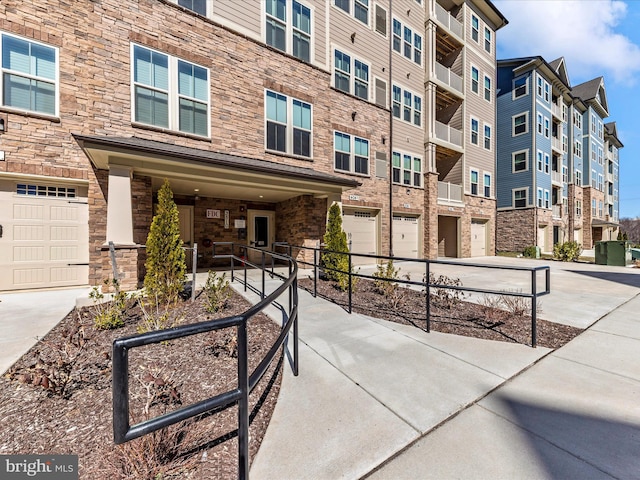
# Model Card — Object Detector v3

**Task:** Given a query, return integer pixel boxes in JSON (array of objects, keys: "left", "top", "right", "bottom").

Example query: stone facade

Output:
[{"left": 496, "top": 208, "right": 536, "bottom": 253}]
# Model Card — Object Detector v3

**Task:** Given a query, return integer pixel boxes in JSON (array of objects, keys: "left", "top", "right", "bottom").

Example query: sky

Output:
[{"left": 493, "top": 0, "right": 640, "bottom": 219}]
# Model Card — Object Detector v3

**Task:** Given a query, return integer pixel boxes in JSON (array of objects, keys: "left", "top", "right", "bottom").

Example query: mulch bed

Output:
[
  {"left": 299, "top": 277, "right": 583, "bottom": 349},
  {"left": 0, "top": 289, "right": 283, "bottom": 479}
]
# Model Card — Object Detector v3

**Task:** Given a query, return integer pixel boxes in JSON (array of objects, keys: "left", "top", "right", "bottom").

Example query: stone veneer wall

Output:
[
  {"left": 423, "top": 172, "right": 439, "bottom": 258},
  {"left": 276, "top": 195, "right": 328, "bottom": 264},
  {"left": 496, "top": 208, "right": 536, "bottom": 253}
]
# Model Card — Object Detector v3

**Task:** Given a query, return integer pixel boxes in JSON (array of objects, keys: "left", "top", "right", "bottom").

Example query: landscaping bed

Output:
[{"left": 0, "top": 288, "right": 283, "bottom": 479}]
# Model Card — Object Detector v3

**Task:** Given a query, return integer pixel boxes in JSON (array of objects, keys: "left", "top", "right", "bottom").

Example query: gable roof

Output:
[
  {"left": 605, "top": 122, "right": 624, "bottom": 148},
  {"left": 572, "top": 77, "right": 609, "bottom": 118},
  {"left": 548, "top": 57, "right": 570, "bottom": 87},
  {"left": 498, "top": 56, "right": 571, "bottom": 93}
]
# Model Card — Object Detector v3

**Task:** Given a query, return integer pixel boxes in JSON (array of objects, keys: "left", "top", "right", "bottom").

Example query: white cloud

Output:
[{"left": 493, "top": 0, "right": 640, "bottom": 85}]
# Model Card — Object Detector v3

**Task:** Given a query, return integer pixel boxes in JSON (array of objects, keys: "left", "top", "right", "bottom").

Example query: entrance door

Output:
[
  {"left": 470, "top": 220, "right": 487, "bottom": 257},
  {"left": 538, "top": 225, "right": 547, "bottom": 253},
  {"left": 177, "top": 205, "right": 194, "bottom": 269},
  {"left": 393, "top": 214, "right": 420, "bottom": 259},
  {"left": 247, "top": 210, "right": 275, "bottom": 263}
]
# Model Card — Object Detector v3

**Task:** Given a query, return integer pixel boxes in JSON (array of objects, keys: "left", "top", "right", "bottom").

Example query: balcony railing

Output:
[
  {"left": 551, "top": 103, "right": 562, "bottom": 120},
  {"left": 551, "top": 170, "right": 562, "bottom": 185},
  {"left": 552, "top": 205, "right": 562, "bottom": 219},
  {"left": 606, "top": 171, "right": 614, "bottom": 182},
  {"left": 435, "top": 62, "right": 463, "bottom": 94},
  {"left": 434, "top": 121, "right": 463, "bottom": 148},
  {"left": 437, "top": 181, "right": 463, "bottom": 203},
  {"left": 551, "top": 136, "right": 564, "bottom": 153},
  {"left": 434, "top": 2, "right": 463, "bottom": 39}
]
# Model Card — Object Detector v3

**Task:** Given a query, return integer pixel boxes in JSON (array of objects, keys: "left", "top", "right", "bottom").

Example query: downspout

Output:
[{"left": 388, "top": 0, "right": 394, "bottom": 257}]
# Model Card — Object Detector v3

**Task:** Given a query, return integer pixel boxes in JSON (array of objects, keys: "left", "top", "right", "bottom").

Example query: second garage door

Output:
[
  {"left": 393, "top": 214, "right": 420, "bottom": 259},
  {"left": 342, "top": 208, "right": 378, "bottom": 265},
  {"left": 470, "top": 219, "right": 487, "bottom": 257}
]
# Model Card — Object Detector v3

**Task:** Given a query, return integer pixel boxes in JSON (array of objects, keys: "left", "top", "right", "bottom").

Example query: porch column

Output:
[{"left": 106, "top": 166, "right": 135, "bottom": 245}]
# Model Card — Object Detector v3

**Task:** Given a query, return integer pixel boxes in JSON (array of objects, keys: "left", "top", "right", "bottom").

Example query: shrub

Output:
[
  {"left": 322, "top": 203, "right": 355, "bottom": 291},
  {"left": 425, "top": 273, "right": 465, "bottom": 309},
  {"left": 480, "top": 291, "right": 543, "bottom": 317},
  {"left": 372, "top": 260, "right": 408, "bottom": 309},
  {"left": 553, "top": 241, "right": 582, "bottom": 262},
  {"left": 523, "top": 246, "right": 538, "bottom": 258},
  {"left": 203, "top": 271, "right": 231, "bottom": 313},
  {"left": 144, "top": 179, "right": 186, "bottom": 305},
  {"left": 90, "top": 279, "right": 129, "bottom": 330},
  {"left": 136, "top": 298, "right": 183, "bottom": 334}
]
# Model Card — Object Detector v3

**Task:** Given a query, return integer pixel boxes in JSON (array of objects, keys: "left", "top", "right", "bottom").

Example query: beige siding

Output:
[{"left": 213, "top": 1, "right": 261, "bottom": 37}]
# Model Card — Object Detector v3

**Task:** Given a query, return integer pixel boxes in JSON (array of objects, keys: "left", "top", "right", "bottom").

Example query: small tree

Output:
[
  {"left": 144, "top": 180, "right": 186, "bottom": 304},
  {"left": 322, "top": 203, "right": 351, "bottom": 290}
]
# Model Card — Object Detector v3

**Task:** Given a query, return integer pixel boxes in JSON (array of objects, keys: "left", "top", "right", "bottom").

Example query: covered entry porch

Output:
[{"left": 74, "top": 135, "right": 359, "bottom": 289}]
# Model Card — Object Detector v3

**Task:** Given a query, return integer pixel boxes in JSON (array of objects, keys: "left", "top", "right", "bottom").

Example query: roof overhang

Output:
[
  {"left": 73, "top": 135, "right": 360, "bottom": 203},
  {"left": 592, "top": 218, "right": 619, "bottom": 227}
]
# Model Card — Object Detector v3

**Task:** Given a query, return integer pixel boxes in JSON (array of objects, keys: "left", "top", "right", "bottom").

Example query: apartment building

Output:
[
  {"left": 496, "top": 57, "right": 622, "bottom": 253},
  {"left": 0, "top": 0, "right": 505, "bottom": 292}
]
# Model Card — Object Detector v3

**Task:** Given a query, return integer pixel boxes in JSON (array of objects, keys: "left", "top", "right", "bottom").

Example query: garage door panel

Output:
[
  {"left": 343, "top": 209, "right": 378, "bottom": 265},
  {"left": 14, "top": 225, "right": 45, "bottom": 241},
  {"left": 14, "top": 246, "right": 45, "bottom": 262},
  {"left": 51, "top": 225, "right": 77, "bottom": 241},
  {"left": 14, "top": 204, "right": 44, "bottom": 220},
  {"left": 50, "top": 204, "right": 79, "bottom": 221},
  {"left": 14, "top": 268, "right": 45, "bottom": 286},
  {"left": 393, "top": 215, "right": 419, "bottom": 259}
]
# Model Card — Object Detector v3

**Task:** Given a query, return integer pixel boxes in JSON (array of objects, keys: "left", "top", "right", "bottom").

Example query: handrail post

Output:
[
  {"left": 191, "top": 243, "right": 197, "bottom": 302},
  {"left": 531, "top": 269, "right": 537, "bottom": 348},
  {"left": 109, "top": 241, "right": 119, "bottom": 281},
  {"left": 313, "top": 248, "right": 318, "bottom": 297},
  {"left": 237, "top": 320, "right": 249, "bottom": 480},
  {"left": 261, "top": 250, "right": 266, "bottom": 300},
  {"left": 348, "top": 252, "right": 352, "bottom": 314},
  {"left": 425, "top": 260, "right": 431, "bottom": 333},
  {"left": 243, "top": 247, "right": 247, "bottom": 292}
]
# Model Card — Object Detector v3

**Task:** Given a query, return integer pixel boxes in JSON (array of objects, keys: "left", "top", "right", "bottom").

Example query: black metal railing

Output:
[
  {"left": 112, "top": 244, "right": 299, "bottom": 480},
  {"left": 273, "top": 243, "right": 550, "bottom": 348}
]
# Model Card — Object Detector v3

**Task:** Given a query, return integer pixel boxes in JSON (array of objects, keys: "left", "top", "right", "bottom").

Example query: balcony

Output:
[
  {"left": 437, "top": 181, "right": 463, "bottom": 204},
  {"left": 606, "top": 171, "right": 614, "bottom": 182},
  {"left": 435, "top": 62, "right": 463, "bottom": 95},
  {"left": 551, "top": 103, "right": 562, "bottom": 120},
  {"left": 551, "top": 136, "right": 564, "bottom": 153},
  {"left": 434, "top": 121, "right": 463, "bottom": 148},
  {"left": 552, "top": 205, "right": 562, "bottom": 219},
  {"left": 434, "top": 2, "right": 463, "bottom": 39},
  {"left": 551, "top": 170, "right": 562, "bottom": 186}
]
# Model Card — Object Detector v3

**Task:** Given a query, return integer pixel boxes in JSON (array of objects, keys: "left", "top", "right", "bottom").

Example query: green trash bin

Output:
[{"left": 595, "top": 241, "right": 631, "bottom": 266}]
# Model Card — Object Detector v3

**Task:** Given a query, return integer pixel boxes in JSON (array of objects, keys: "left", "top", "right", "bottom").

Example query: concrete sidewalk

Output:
[{"left": 242, "top": 261, "right": 640, "bottom": 479}]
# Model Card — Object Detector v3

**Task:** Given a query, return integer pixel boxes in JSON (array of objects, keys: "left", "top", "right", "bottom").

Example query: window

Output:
[
  {"left": 335, "top": 0, "right": 368, "bottom": 25},
  {"left": 1, "top": 33, "right": 57, "bottom": 116},
  {"left": 484, "top": 75, "right": 491, "bottom": 101},
  {"left": 537, "top": 150, "right": 543, "bottom": 171},
  {"left": 392, "top": 151, "right": 422, "bottom": 187},
  {"left": 544, "top": 153, "right": 550, "bottom": 173},
  {"left": 334, "top": 49, "right": 369, "bottom": 100},
  {"left": 132, "top": 44, "right": 209, "bottom": 136},
  {"left": 544, "top": 82, "right": 550, "bottom": 102},
  {"left": 574, "top": 140, "right": 582, "bottom": 158},
  {"left": 178, "top": 0, "right": 206, "bottom": 15},
  {"left": 537, "top": 188, "right": 543, "bottom": 207},
  {"left": 537, "top": 113, "right": 543, "bottom": 135},
  {"left": 575, "top": 169, "right": 582, "bottom": 186},
  {"left": 375, "top": 4, "right": 387, "bottom": 35},
  {"left": 574, "top": 111, "right": 582, "bottom": 129},
  {"left": 513, "top": 113, "right": 528, "bottom": 135},
  {"left": 266, "top": 0, "right": 311, "bottom": 62},
  {"left": 599, "top": 200, "right": 603, "bottom": 217},
  {"left": 514, "top": 189, "right": 527, "bottom": 208},
  {"left": 562, "top": 134, "right": 568, "bottom": 153},
  {"left": 576, "top": 199, "right": 582, "bottom": 216},
  {"left": 598, "top": 173, "right": 603, "bottom": 191},
  {"left": 536, "top": 75, "right": 549, "bottom": 101},
  {"left": 544, "top": 118, "right": 550, "bottom": 138},
  {"left": 374, "top": 78, "right": 386, "bottom": 107},
  {"left": 16, "top": 183, "right": 76, "bottom": 198},
  {"left": 471, "top": 67, "right": 479, "bottom": 94},
  {"left": 513, "top": 150, "right": 528, "bottom": 172},
  {"left": 483, "top": 124, "right": 491, "bottom": 150},
  {"left": 470, "top": 170, "right": 479, "bottom": 195},
  {"left": 471, "top": 118, "right": 479, "bottom": 145},
  {"left": 265, "top": 89, "right": 312, "bottom": 158},
  {"left": 393, "top": 84, "right": 421, "bottom": 126},
  {"left": 562, "top": 165, "right": 568, "bottom": 183},
  {"left": 471, "top": 15, "right": 479, "bottom": 42},
  {"left": 591, "top": 142, "right": 596, "bottom": 162},
  {"left": 598, "top": 121, "right": 603, "bottom": 140},
  {"left": 334, "top": 131, "right": 369, "bottom": 175},
  {"left": 483, "top": 174, "right": 491, "bottom": 197},
  {"left": 513, "top": 76, "right": 527, "bottom": 98},
  {"left": 537, "top": 75, "right": 543, "bottom": 97},
  {"left": 592, "top": 198, "right": 596, "bottom": 215},
  {"left": 484, "top": 27, "right": 491, "bottom": 53},
  {"left": 393, "top": 19, "right": 421, "bottom": 65},
  {"left": 591, "top": 169, "right": 597, "bottom": 188},
  {"left": 591, "top": 113, "right": 596, "bottom": 133},
  {"left": 544, "top": 190, "right": 550, "bottom": 209},
  {"left": 598, "top": 147, "right": 603, "bottom": 165}
]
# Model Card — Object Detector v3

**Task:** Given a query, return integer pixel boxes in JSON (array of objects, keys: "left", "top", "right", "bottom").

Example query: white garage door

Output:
[
  {"left": 0, "top": 179, "right": 89, "bottom": 291},
  {"left": 342, "top": 208, "right": 378, "bottom": 265},
  {"left": 393, "top": 215, "right": 420, "bottom": 259},
  {"left": 538, "top": 225, "right": 548, "bottom": 253},
  {"left": 470, "top": 219, "right": 487, "bottom": 257}
]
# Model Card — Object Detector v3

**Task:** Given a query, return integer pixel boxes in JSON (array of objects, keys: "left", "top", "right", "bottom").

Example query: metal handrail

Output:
[
  {"left": 112, "top": 244, "right": 299, "bottom": 480},
  {"left": 273, "top": 243, "right": 550, "bottom": 348}
]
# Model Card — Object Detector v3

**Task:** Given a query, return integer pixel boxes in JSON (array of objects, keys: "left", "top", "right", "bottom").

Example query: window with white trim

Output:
[
  {"left": 334, "top": 49, "right": 369, "bottom": 100},
  {"left": 574, "top": 111, "right": 582, "bottom": 129},
  {"left": 598, "top": 120, "right": 603, "bottom": 140},
  {"left": 513, "top": 150, "right": 528, "bottom": 172},
  {"left": 178, "top": 0, "right": 206, "bottom": 15},
  {"left": 266, "top": 0, "right": 311, "bottom": 62},
  {"left": 544, "top": 117, "right": 550, "bottom": 138},
  {"left": 471, "top": 66, "right": 479, "bottom": 94},
  {"left": 597, "top": 147, "right": 603, "bottom": 165},
  {"left": 592, "top": 198, "right": 596, "bottom": 215},
  {"left": 537, "top": 188, "right": 543, "bottom": 207},
  {"left": 392, "top": 19, "right": 421, "bottom": 65},
  {"left": 591, "top": 169, "right": 597, "bottom": 188},
  {"left": 591, "top": 113, "right": 596, "bottom": 133},
  {"left": 483, "top": 124, "right": 491, "bottom": 150},
  {"left": 536, "top": 74, "right": 549, "bottom": 101},
  {"left": 1, "top": 32, "right": 58, "bottom": 116},
  {"left": 392, "top": 151, "right": 422, "bottom": 187},
  {"left": 537, "top": 113, "right": 543, "bottom": 135},
  {"left": 132, "top": 44, "right": 209, "bottom": 136},
  {"left": 574, "top": 140, "right": 582, "bottom": 158},
  {"left": 484, "top": 75, "right": 491, "bottom": 101},
  {"left": 265, "top": 89, "right": 312, "bottom": 158},
  {"left": 562, "top": 165, "right": 568, "bottom": 183},
  {"left": 576, "top": 199, "right": 582, "bottom": 216},
  {"left": 483, "top": 173, "right": 491, "bottom": 197},
  {"left": 16, "top": 183, "right": 76, "bottom": 198},
  {"left": 513, "top": 112, "right": 528, "bottom": 136},
  {"left": 484, "top": 27, "right": 491, "bottom": 53},
  {"left": 334, "top": 131, "right": 369, "bottom": 175},
  {"left": 335, "top": 0, "right": 369, "bottom": 25},
  {"left": 544, "top": 190, "right": 550, "bottom": 209},
  {"left": 598, "top": 173, "right": 603, "bottom": 191},
  {"left": 375, "top": 4, "right": 387, "bottom": 35},
  {"left": 591, "top": 141, "right": 596, "bottom": 162},
  {"left": 513, "top": 75, "right": 527, "bottom": 98},
  {"left": 392, "top": 84, "right": 421, "bottom": 126},
  {"left": 562, "top": 134, "right": 568, "bottom": 153},
  {"left": 544, "top": 153, "right": 550, "bottom": 174},
  {"left": 471, "top": 118, "right": 479, "bottom": 145},
  {"left": 471, "top": 15, "right": 479, "bottom": 42},
  {"left": 598, "top": 200, "right": 603, "bottom": 217},
  {"left": 514, "top": 188, "right": 527, "bottom": 208},
  {"left": 470, "top": 169, "right": 479, "bottom": 195},
  {"left": 537, "top": 150, "right": 543, "bottom": 171},
  {"left": 575, "top": 169, "right": 582, "bottom": 186}
]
